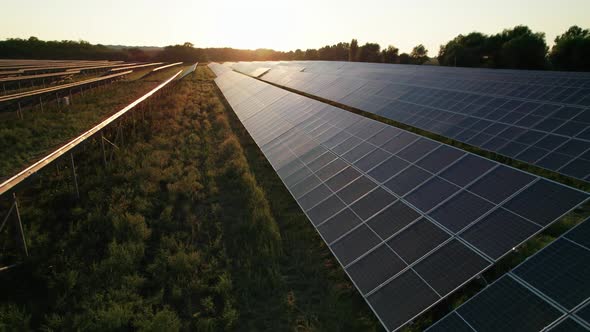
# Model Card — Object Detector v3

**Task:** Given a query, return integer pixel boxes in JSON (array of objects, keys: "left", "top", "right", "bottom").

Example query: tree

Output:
[
  {"left": 125, "top": 47, "right": 150, "bottom": 62},
  {"left": 437, "top": 32, "right": 488, "bottom": 67},
  {"left": 550, "top": 25, "right": 590, "bottom": 71},
  {"left": 304, "top": 48, "right": 319, "bottom": 60},
  {"left": 410, "top": 44, "right": 429, "bottom": 64},
  {"left": 399, "top": 53, "right": 410, "bottom": 64},
  {"left": 493, "top": 26, "right": 548, "bottom": 69},
  {"left": 349, "top": 39, "right": 359, "bottom": 61},
  {"left": 438, "top": 25, "right": 548, "bottom": 69},
  {"left": 381, "top": 45, "right": 399, "bottom": 63},
  {"left": 293, "top": 49, "right": 304, "bottom": 60},
  {"left": 357, "top": 43, "right": 381, "bottom": 63},
  {"left": 317, "top": 42, "right": 349, "bottom": 61}
]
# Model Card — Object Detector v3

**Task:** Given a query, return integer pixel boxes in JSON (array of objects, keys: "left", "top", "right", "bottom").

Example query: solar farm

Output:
[
  {"left": 208, "top": 61, "right": 590, "bottom": 331},
  {"left": 0, "top": 59, "right": 589, "bottom": 331}
]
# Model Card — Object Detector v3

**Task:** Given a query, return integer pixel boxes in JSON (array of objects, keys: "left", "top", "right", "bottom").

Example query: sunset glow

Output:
[{"left": 1, "top": 0, "right": 589, "bottom": 53}]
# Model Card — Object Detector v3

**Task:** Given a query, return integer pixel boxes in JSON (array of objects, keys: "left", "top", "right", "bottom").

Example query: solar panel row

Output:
[
  {"left": 0, "top": 70, "right": 80, "bottom": 84},
  {"left": 256, "top": 60, "right": 590, "bottom": 92},
  {"left": 427, "top": 217, "right": 590, "bottom": 332},
  {"left": 209, "top": 63, "right": 589, "bottom": 332},
  {"left": 0, "top": 70, "right": 131, "bottom": 107},
  {"left": 109, "top": 62, "right": 164, "bottom": 73},
  {"left": 230, "top": 61, "right": 590, "bottom": 182}
]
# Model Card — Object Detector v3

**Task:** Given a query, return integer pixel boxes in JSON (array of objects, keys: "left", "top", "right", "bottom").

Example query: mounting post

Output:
[
  {"left": 70, "top": 153, "right": 80, "bottom": 199},
  {"left": 101, "top": 132, "right": 107, "bottom": 166},
  {"left": 13, "top": 193, "right": 28, "bottom": 257},
  {"left": 17, "top": 102, "right": 23, "bottom": 120}
]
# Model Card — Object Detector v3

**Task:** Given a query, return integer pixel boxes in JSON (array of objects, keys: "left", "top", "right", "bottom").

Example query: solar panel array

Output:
[
  {"left": 209, "top": 63, "right": 589, "bottom": 332},
  {"left": 229, "top": 61, "right": 590, "bottom": 182},
  {"left": 427, "top": 217, "right": 590, "bottom": 332},
  {"left": 0, "top": 69, "right": 184, "bottom": 195}
]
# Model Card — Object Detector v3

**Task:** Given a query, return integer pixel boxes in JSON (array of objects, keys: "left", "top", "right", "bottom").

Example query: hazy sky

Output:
[{"left": 1, "top": 0, "right": 589, "bottom": 54}]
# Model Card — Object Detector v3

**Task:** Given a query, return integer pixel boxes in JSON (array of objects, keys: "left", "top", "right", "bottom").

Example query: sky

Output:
[{"left": 1, "top": 0, "right": 589, "bottom": 54}]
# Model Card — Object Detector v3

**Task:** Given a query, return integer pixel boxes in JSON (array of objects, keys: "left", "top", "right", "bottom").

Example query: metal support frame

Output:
[
  {"left": 70, "top": 153, "right": 80, "bottom": 199},
  {"left": 0, "top": 193, "right": 29, "bottom": 257},
  {"left": 16, "top": 102, "right": 23, "bottom": 119},
  {"left": 101, "top": 132, "right": 107, "bottom": 166},
  {"left": 0, "top": 69, "right": 182, "bottom": 272}
]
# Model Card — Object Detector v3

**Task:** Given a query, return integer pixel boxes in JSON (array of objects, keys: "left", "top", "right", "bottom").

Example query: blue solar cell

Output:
[
  {"left": 429, "top": 190, "right": 495, "bottom": 233},
  {"left": 307, "top": 195, "right": 346, "bottom": 226},
  {"left": 416, "top": 146, "right": 465, "bottom": 174},
  {"left": 534, "top": 135, "right": 568, "bottom": 151},
  {"left": 367, "top": 200, "right": 421, "bottom": 239},
  {"left": 513, "top": 239, "right": 590, "bottom": 310},
  {"left": 367, "top": 155, "right": 410, "bottom": 183},
  {"left": 547, "top": 318, "right": 588, "bottom": 332},
  {"left": 387, "top": 218, "right": 450, "bottom": 264},
  {"left": 354, "top": 148, "right": 390, "bottom": 172},
  {"left": 396, "top": 138, "right": 439, "bottom": 163},
  {"left": 406, "top": 177, "right": 461, "bottom": 212},
  {"left": 325, "top": 167, "right": 361, "bottom": 192},
  {"left": 504, "top": 180, "right": 588, "bottom": 226},
  {"left": 536, "top": 152, "right": 572, "bottom": 171},
  {"left": 346, "top": 244, "right": 407, "bottom": 294},
  {"left": 456, "top": 276, "right": 562, "bottom": 332},
  {"left": 298, "top": 184, "right": 332, "bottom": 211},
  {"left": 367, "top": 270, "right": 440, "bottom": 332},
  {"left": 560, "top": 158, "right": 590, "bottom": 180},
  {"left": 330, "top": 224, "right": 381, "bottom": 265},
  {"left": 317, "top": 208, "right": 363, "bottom": 244},
  {"left": 384, "top": 166, "right": 432, "bottom": 196},
  {"left": 381, "top": 132, "right": 418, "bottom": 154},
  {"left": 336, "top": 176, "right": 378, "bottom": 204},
  {"left": 460, "top": 208, "right": 540, "bottom": 260},
  {"left": 414, "top": 239, "right": 490, "bottom": 295},
  {"left": 351, "top": 187, "right": 396, "bottom": 220},
  {"left": 440, "top": 155, "right": 495, "bottom": 187}
]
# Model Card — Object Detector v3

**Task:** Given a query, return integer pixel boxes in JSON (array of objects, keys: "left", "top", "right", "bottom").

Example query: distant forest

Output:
[{"left": 1, "top": 25, "right": 589, "bottom": 71}]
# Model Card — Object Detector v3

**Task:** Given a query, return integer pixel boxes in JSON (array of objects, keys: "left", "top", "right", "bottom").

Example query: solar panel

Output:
[
  {"left": 547, "top": 318, "right": 589, "bottom": 332},
  {"left": 209, "top": 64, "right": 589, "bottom": 331},
  {"left": 427, "top": 217, "right": 590, "bottom": 332},
  {"left": 232, "top": 61, "right": 590, "bottom": 182},
  {"left": 577, "top": 302, "right": 590, "bottom": 326}
]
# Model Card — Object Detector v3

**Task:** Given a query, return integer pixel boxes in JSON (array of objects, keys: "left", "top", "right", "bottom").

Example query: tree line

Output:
[
  {"left": 438, "top": 25, "right": 590, "bottom": 70},
  {"left": 1, "top": 24, "right": 589, "bottom": 70}
]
